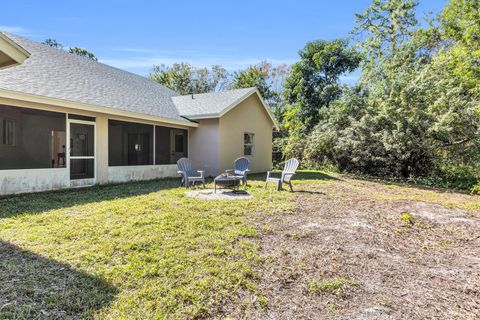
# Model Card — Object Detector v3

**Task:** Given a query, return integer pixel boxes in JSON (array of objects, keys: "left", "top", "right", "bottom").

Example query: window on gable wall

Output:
[{"left": 244, "top": 133, "right": 254, "bottom": 156}]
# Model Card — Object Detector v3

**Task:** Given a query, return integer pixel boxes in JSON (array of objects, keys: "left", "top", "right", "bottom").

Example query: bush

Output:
[{"left": 470, "top": 184, "right": 480, "bottom": 195}]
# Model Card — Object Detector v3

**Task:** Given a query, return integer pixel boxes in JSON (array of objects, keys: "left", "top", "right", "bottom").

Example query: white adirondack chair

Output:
[{"left": 265, "top": 158, "right": 300, "bottom": 191}]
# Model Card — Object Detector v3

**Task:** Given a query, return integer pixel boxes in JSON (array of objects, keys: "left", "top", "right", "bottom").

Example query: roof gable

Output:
[
  {"left": 173, "top": 88, "right": 278, "bottom": 129},
  {"left": 0, "top": 33, "right": 30, "bottom": 68}
]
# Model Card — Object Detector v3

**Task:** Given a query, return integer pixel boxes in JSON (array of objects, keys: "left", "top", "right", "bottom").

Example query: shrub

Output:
[
  {"left": 471, "top": 184, "right": 480, "bottom": 195},
  {"left": 401, "top": 212, "right": 415, "bottom": 226}
]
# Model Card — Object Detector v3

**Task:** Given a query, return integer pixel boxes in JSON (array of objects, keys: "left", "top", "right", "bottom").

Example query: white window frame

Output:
[{"left": 244, "top": 132, "right": 254, "bottom": 156}]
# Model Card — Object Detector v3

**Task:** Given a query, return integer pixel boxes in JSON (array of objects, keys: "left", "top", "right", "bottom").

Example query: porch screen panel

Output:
[
  {"left": 0, "top": 105, "right": 66, "bottom": 170},
  {"left": 155, "top": 126, "right": 188, "bottom": 165},
  {"left": 108, "top": 120, "right": 153, "bottom": 166}
]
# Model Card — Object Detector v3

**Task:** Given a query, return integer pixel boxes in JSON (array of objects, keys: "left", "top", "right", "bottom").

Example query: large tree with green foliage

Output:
[
  {"left": 283, "top": 39, "right": 361, "bottom": 132},
  {"left": 353, "top": 0, "right": 418, "bottom": 83},
  {"left": 149, "top": 63, "right": 229, "bottom": 94},
  {"left": 301, "top": 0, "right": 480, "bottom": 186},
  {"left": 438, "top": 0, "right": 480, "bottom": 93},
  {"left": 231, "top": 61, "right": 273, "bottom": 99},
  {"left": 231, "top": 61, "right": 290, "bottom": 119}
]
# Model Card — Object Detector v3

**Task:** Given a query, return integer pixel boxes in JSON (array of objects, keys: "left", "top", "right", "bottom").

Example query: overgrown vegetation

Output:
[
  {"left": 147, "top": 0, "right": 479, "bottom": 189},
  {"left": 283, "top": 0, "right": 480, "bottom": 189}
]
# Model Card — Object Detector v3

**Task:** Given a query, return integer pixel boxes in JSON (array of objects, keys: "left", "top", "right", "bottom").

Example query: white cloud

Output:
[
  {"left": 0, "top": 25, "right": 30, "bottom": 34},
  {"left": 0, "top": 25, "right": 44, "bottom": 38},
  {"left": 0, "top": 25, "right": 28, "bottom": 33}
]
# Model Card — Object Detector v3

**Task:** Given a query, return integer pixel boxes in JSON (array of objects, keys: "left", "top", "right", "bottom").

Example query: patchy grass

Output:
[
  {"left": 370, "top": 184, "right": 480, "bottom": 210},
  {"left": 232, "top": 174, "right": 480, "bottom": 319},
  {"left": 0, "top": 177, "right": 295, "bottom": 319},
  {"left": 306, "top": 277, "right": 359, "bottom": 296},
  {"left": 2, "top": 170, "right": 479, "bottom": 319}
]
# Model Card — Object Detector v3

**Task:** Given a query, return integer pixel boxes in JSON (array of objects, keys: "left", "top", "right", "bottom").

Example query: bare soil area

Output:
[{"left": 229, "top": 177, "right": 480, "bottom": 319}]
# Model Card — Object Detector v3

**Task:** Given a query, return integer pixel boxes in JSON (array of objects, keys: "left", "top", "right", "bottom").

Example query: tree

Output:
[
  {"left": 438, "top": 0, "right": 480, "bottom": 93},
  {"left": 352, "top": 0, "right": 418, "bottom": 85},
  {"left": 42, "top": 38, "right": 63, "bottom": 49},
  {"left": 283, "top": 39, "right": 361, "bottom": 132},
  {"left": 149, "top": 63, "right": 229, "bottom": 94},
  {"left": 231, "top": 61, "right": 290, "bottom": 120},
  {"left": 302, "top": 0, "right": 480, "bottom": 183},
  {"left": 68, "top": 47, "right": 98, "bottom": 61},
  {"left": 42, "top": 38, "right": 98, "bottom": 61},
  {"left": 231, "top": 61, "right": 273, "bottom": 100}
]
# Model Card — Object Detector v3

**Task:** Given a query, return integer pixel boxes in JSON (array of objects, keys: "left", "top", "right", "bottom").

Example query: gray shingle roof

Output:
[
  {"left": 0, "top": 32, "right": 187, "bottom": 123},
  {"left": 172, "top": 87, "right": 256, "bottom": 119}
]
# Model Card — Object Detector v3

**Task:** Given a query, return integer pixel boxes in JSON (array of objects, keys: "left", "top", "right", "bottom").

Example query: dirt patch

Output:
[
  {"left": 224, "top": 177, "right": 480, "bottom": 319},
  {"left": 398, "top": 201, "right": 480, "bottom": 224},
  {"left": 185, "top": 189, "right": 252, "bottom": 200}
]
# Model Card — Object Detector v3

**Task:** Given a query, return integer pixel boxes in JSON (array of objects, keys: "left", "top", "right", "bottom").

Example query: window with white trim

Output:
[{"left": 244, "top": 133, "right": 254, "bottom": 156}]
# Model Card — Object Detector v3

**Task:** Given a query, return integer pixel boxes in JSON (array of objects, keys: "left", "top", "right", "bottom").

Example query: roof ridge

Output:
[{"left": 177, "top": 87, "right": 255, "bottom": 98}]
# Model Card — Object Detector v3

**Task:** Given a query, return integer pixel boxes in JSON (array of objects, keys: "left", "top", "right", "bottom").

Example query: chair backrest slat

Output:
[
  {"left": 234, "top": 157, "right": 250, "bottom": 175},
  {"left": 177, "top": 158, "right": 194, "bottom": 176},
  {"left": 282, "top": 158, "right": 299, "bottom": 182}
]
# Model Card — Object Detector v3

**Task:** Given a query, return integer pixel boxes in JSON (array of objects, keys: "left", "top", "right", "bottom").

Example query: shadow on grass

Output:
[
  {"left": 0, "top": 171, "right": 339, "bottom": 219},
  {"left": 0, "top": 240, "right": 117, "bottom": 319},
  {"left": 344, "top": 173, "right": 475, "bottom": 195},
  {"left": 293, "top": 190, "right": 326, "bottom": 195},
  {"left": 248, "top": 170, "right": 339, "bottom": 183},
  {"left": 0, "top": 177, "right": 182, "bottom": 219}
]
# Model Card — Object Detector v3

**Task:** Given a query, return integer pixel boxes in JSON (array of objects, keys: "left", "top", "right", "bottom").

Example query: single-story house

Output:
[{"left": 0, "top": 32, "right": 277, "bottom": 195}]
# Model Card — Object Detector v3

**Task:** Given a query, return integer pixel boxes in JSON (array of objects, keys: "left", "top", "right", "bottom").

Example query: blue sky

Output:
[{"left": 1, "top": 0, "right": 447, "bottom": 79}]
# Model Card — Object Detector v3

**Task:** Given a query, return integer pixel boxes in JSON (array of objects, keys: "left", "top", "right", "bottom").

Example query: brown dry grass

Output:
[{"left": 225, "top": 174, "right": 480, "bottom": 319}]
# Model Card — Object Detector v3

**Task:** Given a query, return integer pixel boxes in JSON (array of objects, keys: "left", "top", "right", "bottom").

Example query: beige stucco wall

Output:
[
  {"left": 107, "top": 165, "right": 178, "bottom": 183},
  {"left": 187, "top": 94, "right": 274, "bottom": 177},
  {"left": 0, "top": 97, "right": 189, "bottom": 195},
  {"left": 0, "top": 168, "right": 69, "bottom": 195},
  {"left": 218, "top": 94, "right": 274, "bottom": 174},
  {"left": 188, "top": 118, "right": 220, "bottom": 177}
]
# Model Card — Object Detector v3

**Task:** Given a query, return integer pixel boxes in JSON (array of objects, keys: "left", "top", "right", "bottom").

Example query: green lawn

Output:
[{"left": 0, "top": 175, "right": 294, "bottom": 319}]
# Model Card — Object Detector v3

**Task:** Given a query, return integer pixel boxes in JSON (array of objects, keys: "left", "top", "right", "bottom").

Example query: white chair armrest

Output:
[
  {"left": 267, "top": 170, "right": 277, "bottom": 179},
  {"left": 177, "top": 170, "right": 187, "bottom": 178}
]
